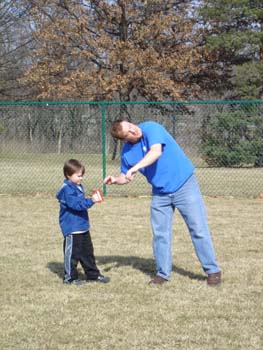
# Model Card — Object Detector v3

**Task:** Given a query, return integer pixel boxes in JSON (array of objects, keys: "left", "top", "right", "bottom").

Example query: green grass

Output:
[
  {"left": 0, "top": 194, "right": 262, "bottom": 350},
  {"left": 1, "top": 153, "right": 263, "bottom": 197}
]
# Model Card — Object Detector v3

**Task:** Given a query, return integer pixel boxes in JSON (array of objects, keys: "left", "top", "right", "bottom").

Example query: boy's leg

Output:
[
  {"left": 63, "top": 234, "right": 79, "bottom": 282},
  {"left": 79, "top": 231, "right": 100, "bottom": 280}
]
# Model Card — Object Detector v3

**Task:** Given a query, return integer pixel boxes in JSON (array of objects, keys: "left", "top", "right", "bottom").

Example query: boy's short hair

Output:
[{"left": 63, "top": 159, "right": 85, "bottom": 179}]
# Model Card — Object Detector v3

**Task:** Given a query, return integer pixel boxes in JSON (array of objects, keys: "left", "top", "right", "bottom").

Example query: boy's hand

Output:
[{"left": 92, "top": 189, "right": 104, "bottom": 203}]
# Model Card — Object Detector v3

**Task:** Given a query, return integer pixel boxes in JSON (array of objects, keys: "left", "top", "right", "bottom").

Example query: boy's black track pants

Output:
[{"left": 63, "top": 231, "right": 100, "bottom": 282}]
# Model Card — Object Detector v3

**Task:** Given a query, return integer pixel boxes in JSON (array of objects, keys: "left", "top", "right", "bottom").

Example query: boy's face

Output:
[{"left": 67, "top": 171, "right": 83, "bottom": 185}]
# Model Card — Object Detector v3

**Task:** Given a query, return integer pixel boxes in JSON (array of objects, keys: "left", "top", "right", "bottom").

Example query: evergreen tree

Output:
[
  {"left": 200, "top": 107, "right": 263, "bottom": 167},
  {"left": 200, "top": 0, "right": 263, "bottom": 99}
]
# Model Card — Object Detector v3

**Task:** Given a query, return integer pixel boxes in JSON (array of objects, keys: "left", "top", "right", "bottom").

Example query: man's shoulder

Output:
[
  {"left": 140, "top": 121, "right": 164, "bottom": 133},
  {"left": 140, "top": 121, "right": 165, "bottom": 138},
  {"left": 139, "top": 121, "right": 160, "bottom": 129}
]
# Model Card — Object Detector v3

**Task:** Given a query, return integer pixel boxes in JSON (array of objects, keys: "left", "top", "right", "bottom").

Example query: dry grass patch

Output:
[{"left": 0, "top": 195, "right": 262, "bottom": 350}]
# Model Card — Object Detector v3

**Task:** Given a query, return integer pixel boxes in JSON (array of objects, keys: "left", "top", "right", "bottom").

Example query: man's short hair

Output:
[{"left": 110, "top": 119, "right": 127, "bottom": 139}]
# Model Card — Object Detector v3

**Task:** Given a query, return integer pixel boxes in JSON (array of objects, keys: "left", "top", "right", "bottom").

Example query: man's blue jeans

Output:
[{"left": 150, "top": 174, "right": 220, "bottom": 280}]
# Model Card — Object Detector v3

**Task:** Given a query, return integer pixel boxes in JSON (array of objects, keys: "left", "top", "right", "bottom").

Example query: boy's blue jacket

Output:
[{"left": 56, "top": 179, "right": 94, "bottom": 237}]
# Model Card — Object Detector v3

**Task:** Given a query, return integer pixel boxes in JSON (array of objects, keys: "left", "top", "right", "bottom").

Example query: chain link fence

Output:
[{"left": 0, "top": 101, "right": 262, "bottom": 198}]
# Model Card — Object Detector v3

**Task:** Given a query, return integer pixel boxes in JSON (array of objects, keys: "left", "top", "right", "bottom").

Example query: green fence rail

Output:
[{"left": 0, "top": 100, "right": 263, "bottom": 198}]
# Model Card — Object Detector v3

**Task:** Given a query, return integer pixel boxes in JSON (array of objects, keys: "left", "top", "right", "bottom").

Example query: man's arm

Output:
[
  {"left": 125, "top": 143, "right": 162, "bottom": 180},
  {"left": 103, "top": 173, "right": 131, "bottom": 185},
  {"left": 103, "top": 144, "right": 162, "bottom": 185}
]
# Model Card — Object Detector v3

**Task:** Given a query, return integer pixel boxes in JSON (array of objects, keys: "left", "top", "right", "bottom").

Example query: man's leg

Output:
[
  {"left": 150, "top": 195, "right": 174, "bottom": 280},
  {"left": 173, "top": 174, "right": 220, "bottom": 275}
]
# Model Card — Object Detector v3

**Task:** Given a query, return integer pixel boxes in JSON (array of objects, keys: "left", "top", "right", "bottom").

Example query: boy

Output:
[{"left": 56, "top": 159, "right": 109, "bottom": 285}]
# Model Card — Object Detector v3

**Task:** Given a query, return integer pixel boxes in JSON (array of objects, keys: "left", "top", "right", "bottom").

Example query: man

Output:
[{"left": 103, "top": 120, "right": 221, "bottom": 286}]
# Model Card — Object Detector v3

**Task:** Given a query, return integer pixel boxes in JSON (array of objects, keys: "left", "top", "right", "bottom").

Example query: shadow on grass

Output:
[{"left": 47, "top": 256, "right": 205, "bottom": 281}]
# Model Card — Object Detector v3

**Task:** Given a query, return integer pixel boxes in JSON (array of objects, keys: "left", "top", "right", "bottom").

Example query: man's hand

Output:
[
  {"left": 125, "top": 167, "right": 137, "bottom": 181},
  {"left": 103, "top": 176, "right": 116, "bottom": 185},
  {"left": 103, "top": 173, "right": 129, "bottom": 185}
]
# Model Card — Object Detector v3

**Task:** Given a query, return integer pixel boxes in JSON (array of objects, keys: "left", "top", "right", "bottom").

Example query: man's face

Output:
[{"left": 118, "top": 121, "right": 142, "bottom": 144}]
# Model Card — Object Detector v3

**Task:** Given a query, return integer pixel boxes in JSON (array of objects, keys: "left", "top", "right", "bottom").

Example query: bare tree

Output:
[
  {"left": 0, "top": 0, "right": 34, "bottom": 100},
  {"left": 20, "top": 0, "right": 204, "bottom": 101}
]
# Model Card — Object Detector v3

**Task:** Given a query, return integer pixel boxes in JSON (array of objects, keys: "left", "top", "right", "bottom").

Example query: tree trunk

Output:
[{"left": 57, "top": 127, "right": 63, "bottom": 154}]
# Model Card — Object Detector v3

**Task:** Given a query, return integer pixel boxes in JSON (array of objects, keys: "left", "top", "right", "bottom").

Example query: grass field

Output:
[{"left": 0, "top": 194, "right": 262, "bottom": 350}]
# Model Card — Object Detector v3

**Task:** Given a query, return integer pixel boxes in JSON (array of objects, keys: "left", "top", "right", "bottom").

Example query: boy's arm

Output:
[{"left": 62, "top": 190, "right": 94, "bottom": 211}]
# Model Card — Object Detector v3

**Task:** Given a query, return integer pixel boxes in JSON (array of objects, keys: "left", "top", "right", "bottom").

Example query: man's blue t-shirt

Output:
[{"left": 120, "top": 121, "right": 195, "bottom": 194}]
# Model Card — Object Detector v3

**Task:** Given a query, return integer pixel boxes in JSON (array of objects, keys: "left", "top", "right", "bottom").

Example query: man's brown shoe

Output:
[
  {"left": 207, "top": 272, "right": 221, "bottom": 286},
  {"left": 149, "top": 275, "right": 168, "bottom": 285}
]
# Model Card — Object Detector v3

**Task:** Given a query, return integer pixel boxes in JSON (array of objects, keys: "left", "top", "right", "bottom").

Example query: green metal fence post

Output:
[
  {"left": 101, "top": 101, "right": 107, "bottom": 196},
  {"left": 172, "top": 104, "right": 176, "bottom": 137}
]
